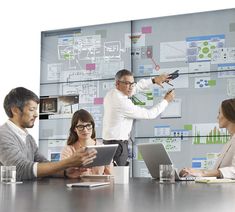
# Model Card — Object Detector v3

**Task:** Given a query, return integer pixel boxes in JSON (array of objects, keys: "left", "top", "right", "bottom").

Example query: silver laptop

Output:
[{"left": 138, "top": 143, "right": 195, "bottom": 181}]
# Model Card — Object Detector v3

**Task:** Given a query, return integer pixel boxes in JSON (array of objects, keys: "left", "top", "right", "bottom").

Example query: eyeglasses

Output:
[
  {"left": 118, "top": 80, "right": 136, "bottom": 87},
  {"left": 75, "top": 123, "right": 93, "bottom": 131}
]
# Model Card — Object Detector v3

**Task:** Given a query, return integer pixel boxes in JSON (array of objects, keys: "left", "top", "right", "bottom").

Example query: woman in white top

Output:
[{"left": 180, "top": 98, "right": 235, "bottom": 179}]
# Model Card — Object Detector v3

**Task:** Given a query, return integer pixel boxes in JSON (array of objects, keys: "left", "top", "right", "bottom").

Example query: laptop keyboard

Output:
[{"left": 180, "top": 176, "right": 196, "bottom": 181}]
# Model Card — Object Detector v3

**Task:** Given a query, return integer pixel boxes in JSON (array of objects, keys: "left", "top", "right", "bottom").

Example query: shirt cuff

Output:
[
  {"left": 147, "top": 78, "right": 153, "bottom": 85},
  {"left": 219, "top": 167, "right": 235, "bottom": 179},
  {"left": 33, "top": 162, "right": 38, "bottom": 177},
  {"left": 161, "top": 99, "right": 169, "bottom": 108}
]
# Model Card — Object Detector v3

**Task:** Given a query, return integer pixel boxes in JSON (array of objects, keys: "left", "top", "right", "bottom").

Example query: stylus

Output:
[{"left": 165, "top": 81, "right": 173, "bottom": 86}]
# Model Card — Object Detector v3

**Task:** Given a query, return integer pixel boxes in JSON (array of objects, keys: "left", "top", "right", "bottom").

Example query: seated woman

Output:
[
  {"left": 180, "top": 98, "right": 235, "bottom": 179},
  {"left": 61, "top": 109, "right": 112, "bottom": 178}
]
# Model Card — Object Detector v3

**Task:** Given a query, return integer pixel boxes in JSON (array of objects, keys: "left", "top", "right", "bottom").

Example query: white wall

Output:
[{"left": 0, "top": 0, "right": 234, "bottom": 144}]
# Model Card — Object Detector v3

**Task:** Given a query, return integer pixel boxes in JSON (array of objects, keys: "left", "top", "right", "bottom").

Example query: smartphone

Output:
[{"left": 169, "top": 70, "right": 179, "bottom": 80}]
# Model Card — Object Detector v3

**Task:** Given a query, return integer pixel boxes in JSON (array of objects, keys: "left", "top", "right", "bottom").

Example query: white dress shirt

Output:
[
  {"left": 6, "top": 120, "right": 38, "bottom": 177},
  {"left": 102, "top": 78, "right": 168, "bottom": 140}
]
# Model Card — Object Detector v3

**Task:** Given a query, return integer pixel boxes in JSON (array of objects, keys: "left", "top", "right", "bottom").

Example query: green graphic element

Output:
[
  {"left": 132, "top": 96, "right": 145, "bottom": 105},
  {"left": 193, "top": 126, "right": 229, "bottom": 144},
  {"left": 184, "top": 124, "right": 192, "bottom": 130},
  {"left": 202, "top": 47, "right": 209, "bottom": 54},
  {"left": 192, "top": 36, "right": 224, "bottom": 62},
  {"left": 138, "top": 151, "right": 143, "bottom": 161},
  {"left": 146, "top": 92, "right": 153, "bottom": 100},
  {"left": 132, "top": 91, "right": 153, "bottom": 106},
  {"left": 208, "top": 80, "right": 216, "bottom": 86},
  {"left": 63, "top": 53, "right": 74, "bottom": 60},
  {"left": 199, "top": 54, "right": 204, "bottom": 58}
]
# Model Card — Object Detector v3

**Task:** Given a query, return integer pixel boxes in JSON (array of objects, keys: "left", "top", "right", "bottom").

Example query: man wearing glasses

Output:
[{"left": 102, "top": 69, "right": 175, "bottom": 166}]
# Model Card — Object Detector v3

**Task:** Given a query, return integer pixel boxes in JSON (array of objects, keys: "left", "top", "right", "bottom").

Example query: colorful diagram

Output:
[
  {"left": 129, "top": 34, "right": 142, "bottom": 44},
  {"left": 192, "top": 123, "right": 229, "bottom": 144},
  {"left": 195, "top": 77, "right": 210, "bottom": 88},
  {"left": 192, "top": 157, "right": 207, "bottom": 169},
  {"left": 186, "top": 34, "right": 225, "bottom": 63},
  {"left": 192, "top": 153, "right": 220, "bottom": 169},
  {"left": 149, "top": 137, "right": 181, "bottom": 152},
  {"left": 132, "top": 91, "right": 154, "bottom": 106}
]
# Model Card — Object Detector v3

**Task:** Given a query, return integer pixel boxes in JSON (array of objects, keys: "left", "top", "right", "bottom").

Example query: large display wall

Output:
[{"left": 39, "top": 9, "right": 235, "bottom": 177}]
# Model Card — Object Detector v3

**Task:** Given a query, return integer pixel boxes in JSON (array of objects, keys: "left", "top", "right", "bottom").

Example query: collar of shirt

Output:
[
  {"left": 6, "top": 120, "right": 28, "bottom": 144},
  {"left": 114, "top": 88, "right": 130, "bottom": 99},
  {"left": 115, "top": 89, "right": 133, "bottom": 101}
]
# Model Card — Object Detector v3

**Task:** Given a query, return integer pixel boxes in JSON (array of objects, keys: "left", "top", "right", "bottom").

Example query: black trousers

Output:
[{"left": 103, "top": 140, "right": 129, "bottom": 166}]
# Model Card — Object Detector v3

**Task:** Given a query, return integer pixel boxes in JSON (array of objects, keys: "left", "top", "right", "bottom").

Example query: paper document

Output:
[
  {"left": 66, "top": 181, "right": 110, "bottom": 188},
  {"left": 195, "top": 178, "right": 235, "bottom": 184}
]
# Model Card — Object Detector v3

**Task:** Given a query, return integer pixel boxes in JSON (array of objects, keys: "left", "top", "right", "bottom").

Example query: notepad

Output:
[
  {"left": 195, "top": 178, "right": 235, "bottom": 184},
  {"left": 66, "top": 181, "right": 110, "bottom": 188},
  {"left": 2, "top": 181, "right": 23, "bottom": 185}
]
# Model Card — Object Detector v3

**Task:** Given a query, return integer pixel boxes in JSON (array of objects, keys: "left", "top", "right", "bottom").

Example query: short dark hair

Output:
[
  {"left": 221, "top": 98, "right": 235, "bottom": 124},
  {"left": 67, "top": 109, "right": 96, "bottom": 145},
  {"left": 4, "top": 87, "right": 39, "bottom": 118},
  {"left": 115, "top": 69, "right": 133, "bottom": 81}
]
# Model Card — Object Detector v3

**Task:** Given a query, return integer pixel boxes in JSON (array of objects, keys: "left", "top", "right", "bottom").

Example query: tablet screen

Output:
[{"left": 83, "top": 144, "right": 118, "bottom": 168}]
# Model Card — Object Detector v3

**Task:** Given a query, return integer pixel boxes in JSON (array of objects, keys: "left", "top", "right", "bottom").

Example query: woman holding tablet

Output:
[{"left": 61, "top": 109, "right": 112, "bottom": 178}]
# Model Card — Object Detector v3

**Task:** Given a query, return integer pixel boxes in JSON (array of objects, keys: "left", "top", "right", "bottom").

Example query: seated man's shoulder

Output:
[{"left": 0, "top": 124, "right": 14, "bottom": 137}]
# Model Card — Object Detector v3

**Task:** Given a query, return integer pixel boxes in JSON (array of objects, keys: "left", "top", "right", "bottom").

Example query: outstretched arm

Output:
[
  {"left": 152, "top": 74, "right": 172, "bottom": 88},
  {"left": 37, "top": 148, "right": 97, "bottom": 177},
  {"left": 135, "top": 74, "right": 171, "bottom": 94}
]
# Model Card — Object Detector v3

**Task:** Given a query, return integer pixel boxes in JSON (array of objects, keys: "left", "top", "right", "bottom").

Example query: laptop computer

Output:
[{"left": 137, "top": 143, "right": 195, "bottom": 181}]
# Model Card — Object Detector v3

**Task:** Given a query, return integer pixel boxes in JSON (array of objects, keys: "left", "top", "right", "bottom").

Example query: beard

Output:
[
  {"left": 22, "top": 119, "right": 35, "bottom": 129},
  {"left": 27, "top": 123, "right": 34, "bottom": 128}
]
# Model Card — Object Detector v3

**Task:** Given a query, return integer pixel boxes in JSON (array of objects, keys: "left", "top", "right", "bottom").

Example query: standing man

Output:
[
  {"left": 0, "top": 87, "right": 97, "bottom": 181},
  {"left": 102, "top": 69, "right": 175, "bottom": 166}
]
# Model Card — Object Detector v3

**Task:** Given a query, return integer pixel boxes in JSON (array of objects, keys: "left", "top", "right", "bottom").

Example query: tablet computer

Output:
[{"left": 83, "top": 144, "right": 118, "bottom": 168}]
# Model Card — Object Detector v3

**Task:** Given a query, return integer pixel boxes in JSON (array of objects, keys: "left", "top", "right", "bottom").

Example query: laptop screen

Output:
[
  {"left": 138, "top": 143, "right": 195, "bottom": 181},
  {"left": 138, "top": 143, "right": 172, "bottom": 179}
]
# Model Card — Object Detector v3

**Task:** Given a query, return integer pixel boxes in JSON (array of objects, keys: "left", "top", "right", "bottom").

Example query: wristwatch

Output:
[
  {"left": 151, "top": 78, "right": 155, "bottom": 84},
  {"left": 64, "top": 169, "right": 69, "bottom": 178}
]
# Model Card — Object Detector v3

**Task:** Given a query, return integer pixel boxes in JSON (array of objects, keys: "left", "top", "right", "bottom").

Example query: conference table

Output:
[{"left": 1, "top": 177, "right": 235, "bottom": 212}]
